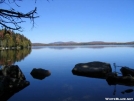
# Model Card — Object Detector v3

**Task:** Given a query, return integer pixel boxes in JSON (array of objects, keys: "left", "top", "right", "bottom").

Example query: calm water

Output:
[{"left": 6, "top": 45, "right": 134, "bottom": 101}]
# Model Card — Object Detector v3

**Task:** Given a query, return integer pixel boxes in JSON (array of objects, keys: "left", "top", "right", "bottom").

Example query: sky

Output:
[{"left": 1, "top": 0, "right": 134, "bottom": 43}]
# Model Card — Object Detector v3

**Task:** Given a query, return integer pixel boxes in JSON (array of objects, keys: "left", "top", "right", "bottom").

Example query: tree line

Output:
[{"left": 0, "top": 29, "right": 31, "bottom": 49}]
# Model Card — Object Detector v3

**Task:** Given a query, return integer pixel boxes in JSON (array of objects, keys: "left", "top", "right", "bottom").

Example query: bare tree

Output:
[{"left": 0, "top": 0, "right": 47, "bottom": 31}]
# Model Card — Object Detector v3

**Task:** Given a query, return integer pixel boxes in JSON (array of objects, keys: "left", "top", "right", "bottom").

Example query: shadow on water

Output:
[
  {"left": 0, "top": 65, "right": 30, "bottom": 101},
  {"left": 72, "top": 61, "right": 134, "bottom": 95}
]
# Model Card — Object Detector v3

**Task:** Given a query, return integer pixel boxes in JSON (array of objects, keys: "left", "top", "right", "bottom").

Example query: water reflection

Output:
[
  {"left": 106, "top": 75, "right": 134, "bottom": 86},
  {"left": 112, "top": 86, "right": 134, "bottom": 95},
  {"left": 6, "top": 46, "right": 134, "bottom": 101},
  {"left": 72, "top": 61, "right": 134, "bottom": 96},
  {"left": 121, "top": 89, "right": 134, "bottom": 94},
  {"left": 0, "top": 49, "right": 31, "bottom": 101},
  {"left": 0, "top": 48, "right": 31, "bottom": 65},
  {"left": 32, "top": 45, "right": 134, "bottom": 50},
  {"left": 0, "top": 65, "right": 30, "bottom": 101}
]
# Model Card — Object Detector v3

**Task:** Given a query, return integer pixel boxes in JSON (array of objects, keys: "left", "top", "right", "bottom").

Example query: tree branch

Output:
[
  {"left": 0, "top": 7, "right": 39, "bottom": 31},
  {"left": 0, "top": 0, "right": 41, "bottom": 31}
]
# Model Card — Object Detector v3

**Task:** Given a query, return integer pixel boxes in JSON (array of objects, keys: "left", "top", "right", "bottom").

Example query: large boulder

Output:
[
  {"left": 1, "top": 65, "right": 26, "bottom": 80},
  {"left": 72, "top": 61, "right": 112, "bottom": 79},
  {"left": 30, "top": 68, "right": 51, "bottom": 80},
  {"left": 0, "top": 65, "right": 30, "bottom": 101}
]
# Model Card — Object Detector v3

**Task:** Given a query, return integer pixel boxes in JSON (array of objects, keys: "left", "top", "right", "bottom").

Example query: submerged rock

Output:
[
  {"left": 72, "top": 61, "right": 112, "bottom": 79},
  {"left": 30, "top": 68, "right": 51, "bottom": 80}
]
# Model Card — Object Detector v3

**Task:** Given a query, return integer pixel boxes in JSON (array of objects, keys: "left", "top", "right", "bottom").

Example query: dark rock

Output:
[
  {"left": 1, "top": 65, "right": 26, "bottom": 80},
  {"left": 120, "top": 67, "right": 134, "bottom": 76},
  {"left": 30, "top": 68, "right": 51, "bottom": 80},
  {"left": 72, "top": 61, "right": 112, "bottom": 79},
  {"left": 106, "top": 72, "right": 118, "bottom": 85},
  {"left": 124, "top": 89, "right": 133, "bottom": 93},
  {"left": 106, "top": 75, "right": 134, "bottom": 86},
  {"left": 121, "top": 89, "right": 134, "bottom": 94},
  {"left": 106, "top": 72, "right": 117, "bottom": 77},
  {"left": 0, "top": 65, "right": 30, "bottom": 101}
]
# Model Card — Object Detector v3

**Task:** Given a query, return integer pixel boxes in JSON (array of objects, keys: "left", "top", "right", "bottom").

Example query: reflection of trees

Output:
[{"left": 0, "top": 48, "right": 31, "bottom": 65}]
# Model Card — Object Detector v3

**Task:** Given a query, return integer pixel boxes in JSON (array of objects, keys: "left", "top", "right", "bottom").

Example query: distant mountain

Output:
[
  {"left": 88, "top": 41, "right": 105, "bottom": 43},
  {"left": 65, "top": 41, "right": 77, "bottom": 44},
  {"left": 49, "top": 41, "right": 64, "bottom": 44},
  {"left": 32, "top": 43, "right": 47, "bottom": 46},
  {"left": 32, "top": 41, "right": 134, "bottom": 46},
  {"left": 126, "top": 41, "right": 134, "bottom": 44},
  {"left": 49, "top": 41, "right": 78, "bottom": 45},
  {"left": 86, "top": 41, "right": 106, "bottom": 44}
]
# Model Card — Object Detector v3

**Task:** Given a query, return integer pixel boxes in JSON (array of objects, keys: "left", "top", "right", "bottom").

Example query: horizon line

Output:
[{"left": 32, "top": 41, "right": 134, "bottom": 44}]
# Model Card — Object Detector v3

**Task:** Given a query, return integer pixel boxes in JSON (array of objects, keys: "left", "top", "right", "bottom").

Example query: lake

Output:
[{"left": 2, "top": 45, "right": 134, "bottom": 101}]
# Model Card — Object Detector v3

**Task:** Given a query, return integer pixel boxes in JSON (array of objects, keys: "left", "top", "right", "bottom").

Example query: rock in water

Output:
[
  {"left": 120, "top": 67, "right": 134, "bottom": 76},
  {"left": 30, "top": 68, "right": 51, "bottom": 80},
  {"left": 0, "top": 65, "right": 30, "bottom": 101},
  {"left": 1, "top": 65, "right": 26, "bottom": 80},
  {"left": 72, "top": 61, "right": 112, "bottom": 79}
]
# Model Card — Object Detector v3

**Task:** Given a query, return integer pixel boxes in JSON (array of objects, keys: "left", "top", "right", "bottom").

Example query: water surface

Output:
[{"left": 6, "top": 45, "right": 134, "bottom": 101}]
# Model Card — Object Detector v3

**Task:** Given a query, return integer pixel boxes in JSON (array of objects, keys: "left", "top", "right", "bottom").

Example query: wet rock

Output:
[
  {"left": 106, "top": 72, "right": 117, "bottom": 77},
  {"left": 106, "top": 75, "right": 134, "bottom": 86},
  {"left": 120, "top": 67, "right": 134, "bottom": 76},
  {"left": 72, "top": 61, "right": 112, "bottom": 79},
  {"left": 0, "top": 65, "right": 30, "bottom": 101},
  {"left": 30, "top": 68, "right": 51, "bottom": 80},
  {"left": 1, "top": 65, "right": 26, "bottom": 80}
]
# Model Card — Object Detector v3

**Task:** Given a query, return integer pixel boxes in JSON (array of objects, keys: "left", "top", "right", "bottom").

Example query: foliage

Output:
[{"left": 0, "top": 28, "right": 31, "bottom": 48}]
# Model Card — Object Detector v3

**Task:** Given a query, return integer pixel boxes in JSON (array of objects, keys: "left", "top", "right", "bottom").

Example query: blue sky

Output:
[{"left": 1, "top": 0, "right": 134, "bottom": 43}]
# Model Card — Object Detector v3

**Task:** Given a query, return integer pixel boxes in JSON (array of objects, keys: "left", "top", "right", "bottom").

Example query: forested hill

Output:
[{"left": 0, "top": 29, "right": 31, "bottom": 49}]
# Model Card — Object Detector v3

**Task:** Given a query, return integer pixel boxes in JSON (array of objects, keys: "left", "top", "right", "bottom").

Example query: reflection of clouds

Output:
[
  {"left": 60, "top": 84, "right": 92, "bottom": 101},
  {"left": 83, "top": 95, "right": 91, "bottom": 100},
  {"left": 59, "top": 97, "right": 79, "bottom": 101},
  {"left": 62, "top": 97, "right": 72, "bottom": 101},
  {"left": 58, "top": 95, "right": 91, "bottom": 101},
  {"left": 62, "top": 84, "right": 73, "bottom": 92}
]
